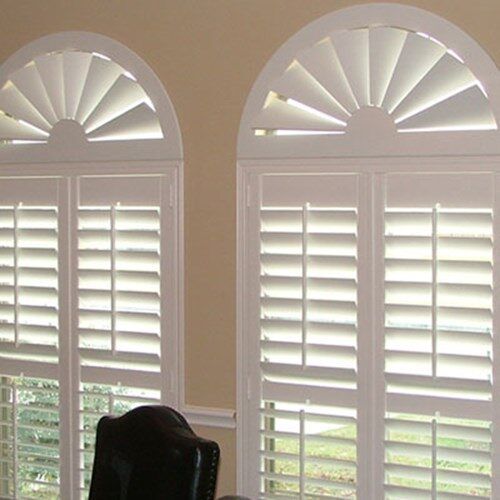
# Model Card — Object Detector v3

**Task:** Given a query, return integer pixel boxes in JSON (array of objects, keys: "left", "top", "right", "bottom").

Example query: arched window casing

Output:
[
  {"left": 0, "top": 32, "right": 182, "bottom": 499},
  {"left": 237, "top": 5, "right": 500, "bottom": 499}
]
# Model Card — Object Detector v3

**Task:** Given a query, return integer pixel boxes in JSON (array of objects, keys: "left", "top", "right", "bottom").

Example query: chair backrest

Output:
[{"left": 89, "top": 405, "right": 220, "bottom": 500}]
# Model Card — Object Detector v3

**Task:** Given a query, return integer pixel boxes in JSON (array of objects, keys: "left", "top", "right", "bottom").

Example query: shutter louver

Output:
[
  {"left": 252, "top": 27, "right": 496, "bottom": 137},
  {"left": 0, "top": 50, "right": 164, "bottom": 144},
  {"left": 258, "top": 175, "right": 358, "bottom": 498},
  {"left": 383, "top": 173, "right": 493, "bottom": 498},
  {"left": 0, "top": 202, "right": 59, "bottom": 375}
]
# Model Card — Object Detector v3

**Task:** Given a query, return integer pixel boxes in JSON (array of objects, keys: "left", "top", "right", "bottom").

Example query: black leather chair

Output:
[{"left": 88, "top": 405, "right": 220, "bottom": 500}]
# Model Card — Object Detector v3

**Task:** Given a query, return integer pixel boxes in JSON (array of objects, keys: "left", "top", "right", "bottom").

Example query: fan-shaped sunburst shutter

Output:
[
  {"left": 0, "top": 51, "right": 163, "bottom": 144},
  {"left": 253, "top": 27, "right": 497, "bottom": 136}
]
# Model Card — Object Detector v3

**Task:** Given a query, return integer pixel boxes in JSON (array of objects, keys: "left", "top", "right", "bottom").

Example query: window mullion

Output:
[
  {"left": 357, "top": 172, "right": 379, "bottom": 500},
  {"left": 371, "top": 173, "right": 386, "bottom": 500},
  {"left": 58, "top": 177, "right": 74, "bottom": 500}
]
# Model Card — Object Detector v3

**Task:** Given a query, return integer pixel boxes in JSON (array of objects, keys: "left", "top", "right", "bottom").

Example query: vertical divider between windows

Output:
[
  {"left": 491, "top": 171, "right": 500, "bottom": 498},
  {"left": 57, "top": 176, "right": 73, "bottom": 500},
  {"left": 372, "top": 173, "right": 386, "bottom": 500}
]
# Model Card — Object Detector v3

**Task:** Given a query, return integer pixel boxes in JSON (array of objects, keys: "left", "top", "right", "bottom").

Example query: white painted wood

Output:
[
  {"left": 57, "top": 178, "right": 72, "bottom": 500},
  {"left": 79, "top": 174, "right": 162, "bottom": 205},
  {"left": 369, "top": 27, "right": 408, "bottom": 108},
  {"left": 397, "top": 85, "right": 495, "bottom": 131},
  {"left": 330, "top": 28, "right": 368, "bottom": 108},
  {"left": 392, "top": 53, "right": 478, "bottom": 124},
  {"left": 86, "top": 102, "right": 162, "bottom": 141},
  {"left": 271, "top": 62, "right": 349, "bottom": 122},
  {"left": 356, "top": 173, "right": 372, "bottom": 499},
  {"left": 296, "top": 38, "right": 356, "bottom": 115},
  {"left": 181, "top": 405, "right": 236, "bottom": 429},
  {"left": 386, "top": 172, "right": 493, "bottom": 208}
]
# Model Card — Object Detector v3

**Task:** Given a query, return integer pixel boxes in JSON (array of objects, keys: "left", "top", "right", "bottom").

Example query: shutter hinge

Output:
[{"left": 246, "top": 185, "right": 251, "bottom": 208}]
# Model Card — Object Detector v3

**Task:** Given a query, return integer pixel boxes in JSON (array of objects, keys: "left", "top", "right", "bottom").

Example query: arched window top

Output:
[
  {"left": 238, "top": 4, "right": 500, "bottom": 159},
  {"left": 0, "top": 32, "right": 182, "bottom": 162}
]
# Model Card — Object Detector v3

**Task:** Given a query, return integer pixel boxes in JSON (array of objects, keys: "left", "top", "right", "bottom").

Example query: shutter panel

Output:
[
  {"left": 76, "top": 174, "right": 167, "bottom": 497},
  {"left": 0, "top": 178, "right": 61, "bottom": 498},
  {"left": 383, "top": 173, "right": 493, "bottom": 498},
  {"left": 77, "top": 175, "right": 163, "bottom": 386},
  {"left": 258, "top": 174, "right": 359, "bottom": 498}
]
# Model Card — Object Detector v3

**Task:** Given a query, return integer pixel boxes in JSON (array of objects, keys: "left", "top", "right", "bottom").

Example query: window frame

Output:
[
  {"left": 0, "top": 31, "right": 183, "bottom": 500},
  {"left": 237, "top": 3, "right": 500, "bottom": 497}
]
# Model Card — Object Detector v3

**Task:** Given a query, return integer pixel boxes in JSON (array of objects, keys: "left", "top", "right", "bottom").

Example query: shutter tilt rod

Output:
[
  {"left": 12, "top": 384, "right": 18, "bottom": 498},
  {"left": 301, "top": 204, "right": 309, "bottom": 369},
  {"left": 431, "top": 412, "right": 439, "bottom": 500},
  {"left": 13, "top": 205, "right": 19, "bottom": 348},
  {"left": 299, "top": 409, "right": 306, "bottom": 499},
  {"left": 431, "top": 205, "right": 440, "bottom": 379},
  {"left": 111, "top": 205, "right": 117, "bottom": 356}
]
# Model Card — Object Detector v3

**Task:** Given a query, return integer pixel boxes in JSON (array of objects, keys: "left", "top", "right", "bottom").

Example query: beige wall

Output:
[{"left": 1, "top": 0, "right": 499, "bottom": 495}]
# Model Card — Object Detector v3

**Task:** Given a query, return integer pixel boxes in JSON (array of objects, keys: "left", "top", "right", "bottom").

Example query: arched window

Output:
[
  {"left": 237, "top": 4, "right": 500, "bottom": 499},
  {"left": 0, "top": 32, "right": 182, "bottom": 498}
]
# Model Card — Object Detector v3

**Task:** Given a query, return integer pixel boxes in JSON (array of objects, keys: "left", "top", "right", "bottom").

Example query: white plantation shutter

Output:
[
  {"left": 255, "top": 174, "right": 360, "bottom": 498},
  {"left": 243, "top": 167, "right": 499, "bottom": 499},
  {"left": 0, "top": 33, "right": 181, "bottom": 500},
  {"left": 0, "top": 50, "right": 164, "bottom": 144},
  {"left": 383, "top": 173, "right": 494, "bottom": 498},
  {"left": 77, "top": 176, "right": 163, "bottom": 387},
  {"left": 0, "top": 177, "right": 62, "bottom": 498},
  {"left": 0, "top": 168, "right": 178, "bottom": 500},
  {"left": 250, "top": 26, "right": 496, "bottom": 139},
  {"left": 76, "top": 174, "right": 171, "bottom": 496}
]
